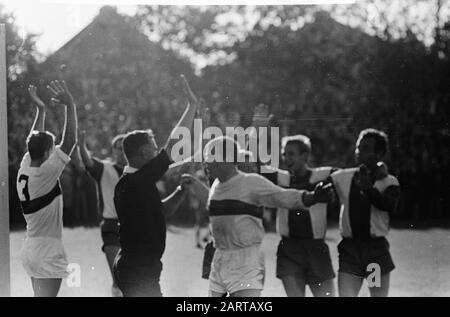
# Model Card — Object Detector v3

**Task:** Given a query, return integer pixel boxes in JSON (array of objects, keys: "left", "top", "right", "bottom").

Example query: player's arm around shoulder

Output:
[{"left": 245, "top": 173, "right": 304, "bottom": 209}]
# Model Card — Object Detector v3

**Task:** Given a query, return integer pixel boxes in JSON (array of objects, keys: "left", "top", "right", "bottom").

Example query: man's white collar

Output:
[{"left": 124, "top": 166, "right": 138, "bottom": 174}]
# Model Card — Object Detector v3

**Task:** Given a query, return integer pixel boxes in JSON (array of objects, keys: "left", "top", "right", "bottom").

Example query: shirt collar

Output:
[{"left": 124, "top": 165, "right": 138, "bottom": 174}]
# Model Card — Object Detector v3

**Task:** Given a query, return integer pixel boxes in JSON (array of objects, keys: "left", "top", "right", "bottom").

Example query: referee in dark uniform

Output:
[{"left": 113, "top": 75, "right": 199, "bottom": 297}]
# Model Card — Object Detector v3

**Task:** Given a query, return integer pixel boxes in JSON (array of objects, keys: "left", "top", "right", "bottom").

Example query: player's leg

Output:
[
  {"left": 369, "top": 273, "right": 390, "bottom": 297},
  {"left": 230, "top": 289, "right": 261, "bottom": 297},
  {"left": 281, "top": 275, "right": 306, "bottom": 297},
  {"left": 104, "top": 245, "right": 120, "bottom": 277},
  {"left": 337, "top": 239, "right": 365, "bottom": 297},
  {"left": 366, "top": 238, "right": 395, "bottom": 297},
  {"left": 338, "top": 272, "right": 363, "bottom": 297},
  {"left": 104, "top": 245, "right": 121, "bottom": 295},
  {"left": 101, "top": 219, "right": 122, "bottom": 296},
  {"left": 309, "top": 278, "right": 335, "bottom": 297},
  {"left": 307, "top": 240, "right": 336, "bottom": 297},
  {"left": 276, "top": 239, "right": 308, "bottom": 297},
  {"left": 31, "top": 277, "right": 62, "bottom": 297}
]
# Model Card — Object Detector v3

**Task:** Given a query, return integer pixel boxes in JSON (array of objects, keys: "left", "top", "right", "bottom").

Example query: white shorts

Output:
[
  {"left": 21, "top": 237, "right": 69, "bottom": 279},
  {"left": 209, "top": 244, "right": 265, "bottom": 295}
]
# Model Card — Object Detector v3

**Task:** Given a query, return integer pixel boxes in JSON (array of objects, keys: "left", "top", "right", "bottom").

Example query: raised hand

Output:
[
  {"left": 47, "top": 80, "right": 74, "bottom": 107},
  {"left": 180, "top": 74, "right": 198, "bottom": 106},
  {"left": 252, "top": 103, "right": 274, "bottom": 128},
  {"left": 28, "top": 85, "right": 45, "bottom": 108}
]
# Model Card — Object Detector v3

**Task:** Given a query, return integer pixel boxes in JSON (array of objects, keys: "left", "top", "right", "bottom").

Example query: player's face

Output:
[
  {"left": 204, "top": 161, "right": 233, "bottom": 179},
  {"left": 204, "top": 161, "right": 219, "bottom": 179},
  {"left": 283, "top": 143, "right": 307, "bottom": 173},
  {"left": 355, "top": 136, "right": 379, "bottom": 168}
]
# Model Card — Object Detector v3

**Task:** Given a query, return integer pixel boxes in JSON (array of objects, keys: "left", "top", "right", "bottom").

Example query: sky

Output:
[
  {"left": 1, "top": 1, "right": 138, "bottom": 55},
  {"left": 2, "top": 0, "right": 447, "bottom": 60},
  {"left": 0, "top": 0, "right": 357, "bottom": 56}
]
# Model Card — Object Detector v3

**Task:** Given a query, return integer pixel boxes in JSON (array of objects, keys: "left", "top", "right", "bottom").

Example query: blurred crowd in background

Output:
[{"left": 3, "top": 2, "right": 450, "bottom": 227}]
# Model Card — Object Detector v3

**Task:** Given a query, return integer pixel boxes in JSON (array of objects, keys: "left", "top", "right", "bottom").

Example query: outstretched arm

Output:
[
  {"left": 47, "top": 80, "right": 77, "bottom": 156},
  {"left": 164, "top": 75, "right": 198, "bottom": 160},
  {"left": 27, "top": 85, "right": 46, "bottom": 135},
  {"left": 250, "top": 174, "right": 333, "bottom": 209}
]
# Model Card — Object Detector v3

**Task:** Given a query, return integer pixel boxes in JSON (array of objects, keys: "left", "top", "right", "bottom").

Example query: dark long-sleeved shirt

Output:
[{"left": 114, "top": 150, "right": 171, "bottom": 261}]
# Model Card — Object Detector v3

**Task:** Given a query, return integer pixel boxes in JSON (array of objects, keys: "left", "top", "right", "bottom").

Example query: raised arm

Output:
[
  {"left": 247, "top": 104, "right": 274, "bottom": 165},
  {"left": 78, "top": 130, "right": 94, "bottom": 168},
  {"left": 164, "top": 75, "right": 198, "bottom": 160},
  {"left": 166, "top": 99, "right": 210, "bottom": 174},
  {"left": 27, "top": 85, "right": 46, "bottom": 135},
  {"left": 47, "top": 80, "right": 77, "bottom": 156}
]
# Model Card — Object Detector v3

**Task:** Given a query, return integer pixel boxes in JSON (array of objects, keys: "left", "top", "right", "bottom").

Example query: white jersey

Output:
[
  {"left": 272, "top": 166, "right": 336, "bottom": 239},
  {"left": 17, "top": 147, "right": 70, "bottom": 239},
  {"left": 331, "top": 168, "right": 400, "bottom": 238},
  {"left": 207, "top": 171, "right": 306, "bottom": 250},
  {"left": 86, "top": 158, "right": 123, "bottom": 219}
]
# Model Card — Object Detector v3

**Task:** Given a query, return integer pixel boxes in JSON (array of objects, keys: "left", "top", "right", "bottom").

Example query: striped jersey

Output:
[
  {"left": 16, "top": 147, "right": 71, "bottom": 239},
  {"left": 86, "top": 158, "right": 123, "bottom": 219},
  {"left": 261, "top": 165, "right": 336, "bottom": 239},
  {"left": 331, "top": 168, "right": 400, "bottom": 238},
  {"left": 207, "top": 171, "right": 307, "bottom": 250}
]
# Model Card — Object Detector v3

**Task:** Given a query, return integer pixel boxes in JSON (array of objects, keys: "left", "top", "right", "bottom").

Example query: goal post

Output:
[{"left": 0, "top": 23, "right": 11, "bottom": 297}]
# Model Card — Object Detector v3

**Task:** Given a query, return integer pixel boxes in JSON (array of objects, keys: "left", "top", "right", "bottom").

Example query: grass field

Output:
[{"left": 9, "top": 226, "right": 450, "bottom": 297}]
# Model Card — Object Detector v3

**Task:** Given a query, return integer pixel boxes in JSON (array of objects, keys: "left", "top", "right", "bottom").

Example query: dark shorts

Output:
[
  {"left": 100, "top": 219, "right": 120, "bottom": 251},
  {"left": 337, "top": 237, "right": 395, "bottom": 278},
  {"left": 276, "top": 238, "right": 335, "bottom": 285},
  {"left": 113, "top": 250, "right": 163, "bottom": 297}
]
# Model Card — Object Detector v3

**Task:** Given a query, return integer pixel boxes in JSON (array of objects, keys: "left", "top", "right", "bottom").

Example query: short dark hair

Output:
[
  {"left": 122, "top": 130, "right": 154, "bottom": 161},
  {"left": 282, "top": 135, "right": 311, "bottom": 155},
  {"left": 111, "top": 134, "right": 126, "bottom": 149},
  {"left": 357, "top": 128, "right": 389, "bottom": 155},
  {"left": 27, "top": 131, "right": 55, "bottom": 160}
]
